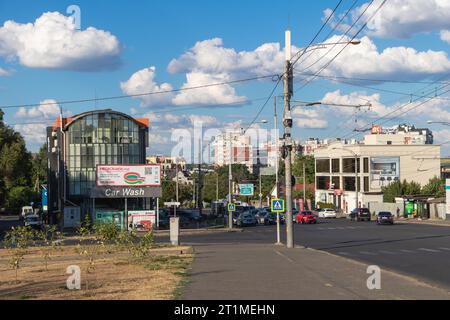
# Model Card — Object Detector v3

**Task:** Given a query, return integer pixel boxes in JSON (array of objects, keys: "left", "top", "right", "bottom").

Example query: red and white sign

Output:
[
  {"left": 128, "top": 210, "right": 156, "bottom": 231},
  {"left": 371, "top": 125, "right": 382, "bottom": 135},
  {"left": 97, "top": 165, "right": 161, "bottom": 187}
]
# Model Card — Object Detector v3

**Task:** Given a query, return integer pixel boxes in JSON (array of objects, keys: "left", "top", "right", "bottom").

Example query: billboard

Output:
[
  {"left": 97, "top": 165, "right": 161, "bottom": 187},
  {"left": 370, "top": 157, "right": 400, "bottom": 190},
  {"left": 128, "top": 210, "right": 156, "bottom": 231}
]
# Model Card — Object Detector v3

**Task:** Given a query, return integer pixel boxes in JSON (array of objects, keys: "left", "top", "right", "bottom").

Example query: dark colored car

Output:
[
  {"left": 295, "top": 211, "right": 317, "bottom": 224},
  {"left": 263, "top": 213, "right": 277, "bottom": 225},
  {"left": 349, "top": 208, "right": 371, "bottom": 222},
  {"left": 255, "top": 209, "right": 269, "bottom": 225},
  {"left": 236, "top": 212, "right": 257, "bottom": 227},
  {"left": 377, "top": 212, "right": 394, "bottom": 225}
]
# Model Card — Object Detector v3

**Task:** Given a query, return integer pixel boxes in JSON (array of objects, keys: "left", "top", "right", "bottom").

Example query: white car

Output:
[{"left": 318, "top": 208, "right": 337, "bottom": 219}]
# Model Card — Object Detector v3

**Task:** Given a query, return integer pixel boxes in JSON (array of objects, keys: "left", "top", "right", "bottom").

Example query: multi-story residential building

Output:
[
  {"left": 212, "top": 130, "right": 255, "bottom": 173},
  {"left": 147, "top": 156, "right": 187, "bottom": 178}
]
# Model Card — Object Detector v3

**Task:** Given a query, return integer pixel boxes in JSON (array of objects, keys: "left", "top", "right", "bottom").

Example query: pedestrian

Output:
[{"left": 396, "top": 207, "right": 400, "bottom": 218}]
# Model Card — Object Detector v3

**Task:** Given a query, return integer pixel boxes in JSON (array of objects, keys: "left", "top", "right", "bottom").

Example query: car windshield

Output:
[
  {"left": 379, "top": 212, "right": 392, "bottom": 217},
  {"left": 26, "top": 217, "right": 38, "bottom": 222}
]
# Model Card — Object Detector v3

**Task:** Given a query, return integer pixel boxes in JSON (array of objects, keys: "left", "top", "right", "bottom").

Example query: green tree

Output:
[
  {"left": 31, "top": 144, "right": 48, "bottom": 191},
  {"left": 382, "top": 179, "right": 422, "bottom": 203},
  {"left": 292, "top": 155, "right": 315, "bottom": 184},
  {"left": 0, "top": 109, "right": 33, "bottom": 212},
  {"left": 422, "top": 176, "right": 445, "bottom": 198}
]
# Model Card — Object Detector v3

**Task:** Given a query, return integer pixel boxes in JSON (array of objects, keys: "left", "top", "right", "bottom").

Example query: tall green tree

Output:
[
  {"left": 292, "top": 155, "right": 315, "bottom": 184},
  {"left": 382, "top": 179, "right": 422, "bottom": 203},
  {"left": 422, "top": 176, "right": 445, "bottom": 198},
  {"left": 31, "top": 144, "right": 48, "bottom": 191},
  {"left": 0, "top": 108, "right": 33, "bottom": 211}
]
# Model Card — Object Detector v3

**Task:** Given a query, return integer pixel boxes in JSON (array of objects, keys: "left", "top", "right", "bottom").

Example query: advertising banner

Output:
[
  {"left": 370, "top": 157, "right": 400, "bottom": 190},
  {"left": 97, "top": 165, "right": 161, "bottom": 187},
  {"left": 128, "top": 210, "right": 156, "bottom": 231}
]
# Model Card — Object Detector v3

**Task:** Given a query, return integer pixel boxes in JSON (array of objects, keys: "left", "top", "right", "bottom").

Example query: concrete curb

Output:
[
  {"left": 302, "top": 246, "right": 450, "bottom": 295},
  {"left": 395, "top": 220, "right": 450, "bottom": 228},
  {"left": 153, "top": 228, "right": 244, "bottom": 237}
]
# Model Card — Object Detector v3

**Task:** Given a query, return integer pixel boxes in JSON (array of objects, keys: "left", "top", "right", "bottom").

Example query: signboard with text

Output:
[
  {"left": 239, "top": 184, "right": 254, "bottom": 196},
  {"left": 97, "top": 165, "right": 161, "bottom": 187},
  {"left": 128, "top": 210, "right": 156, "bottom": 231}
]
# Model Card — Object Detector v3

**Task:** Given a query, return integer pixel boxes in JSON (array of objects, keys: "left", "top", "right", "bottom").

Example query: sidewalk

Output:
[
  {"left": 182, "top": 241, "right": 450, "bottom": 300},
  {"left": 396, "top": 218, "right": 450, "bottom": 228}
]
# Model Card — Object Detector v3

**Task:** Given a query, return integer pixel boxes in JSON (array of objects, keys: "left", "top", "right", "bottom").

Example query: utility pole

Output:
[
  {"left": 283, "top": 30, "right": 294, "bottom": 249},
  {"left": 259, "top": 170, "right": 263, "bottom": 208},
  {"left": 198, "top": 138, "right": 203, "bottom": 216},
  {"left": 355, "top": 155, "right": 359, "bottom": 211},
  {"left": 274, "top": 96, "right": 282, "bottom": 245},
  {"left": 228, "top": 131, "right": 233, "bottom": 229},
  {"left": 175, "top": 157, "right": 179, "bottom": 218},
  {"left": 303, "top": 161, "right": 306, "bottom": 204}
]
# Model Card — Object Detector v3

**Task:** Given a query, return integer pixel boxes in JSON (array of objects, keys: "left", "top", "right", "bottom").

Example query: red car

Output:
[{"left": 295, "top": 211, "right": 317, "bottom": 224}]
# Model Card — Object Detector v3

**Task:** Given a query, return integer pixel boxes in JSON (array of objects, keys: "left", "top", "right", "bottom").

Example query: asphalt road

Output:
[{"left": 158, "top": 218, "right": 450, "bottom": 291}]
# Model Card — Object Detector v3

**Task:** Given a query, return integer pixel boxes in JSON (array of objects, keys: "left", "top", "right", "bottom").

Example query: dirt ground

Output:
[{"left": 0, "top": 244, "right": 193, "bottom": 300}]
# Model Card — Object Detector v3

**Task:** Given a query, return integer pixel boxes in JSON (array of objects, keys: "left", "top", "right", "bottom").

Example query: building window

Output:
[
  {"left": 332, "top": 176, "right": 340, "bottom": 190},
  {"left": 331, "top": 159, "right": 340, "bottom": 173},
  {"left": 363, "top": 157, "right": 369, "bottom": 174},
  {"left": 343, "top": 158, "right": 355, "bottom": 173},
  {"left": 343, "top": 176, "right": 356, "bottom": 191},
  {"left": 317, "top": 176, "right": 330, "bottom": 190},
  {"left": 364, "top": 177, "right": 369, "bottom": 192},
  {"left": 316, "top": 159, "right": 330, "bottom": 173}
]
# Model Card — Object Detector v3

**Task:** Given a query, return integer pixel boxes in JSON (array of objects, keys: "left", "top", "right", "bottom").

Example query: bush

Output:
[
  {"left": 94, "top": 221, "right": 120, "bottom": 244},
  {"left": 316, "top": 202, "right": 335, "bottom": 209}
]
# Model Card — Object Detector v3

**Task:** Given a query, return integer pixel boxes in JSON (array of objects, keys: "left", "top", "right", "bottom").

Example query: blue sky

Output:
[{"left": 1, "top": 0, "right": 450, "bottom": 156}]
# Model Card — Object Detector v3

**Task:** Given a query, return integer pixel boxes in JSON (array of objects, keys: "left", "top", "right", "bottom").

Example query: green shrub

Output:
[{"left": 93, "top": 221, "right": 120, "bottom": 244}]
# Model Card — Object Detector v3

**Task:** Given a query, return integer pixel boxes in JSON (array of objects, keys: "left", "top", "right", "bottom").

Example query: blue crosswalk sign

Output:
[{"left": 271, "top": 199, "right": 285, "bottom": 213}]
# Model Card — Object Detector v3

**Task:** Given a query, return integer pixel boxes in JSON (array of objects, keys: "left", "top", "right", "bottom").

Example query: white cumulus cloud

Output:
[
  {"left": 327, "top": 0, "right": 450, "bottom": 39},
  {"left": 120, "top": 66, "right": 174, "bottom": 108},
  {"left": 441, "top": 30, "right": 450, "bottom": 44},
  {"left": 0, "top": 11, "right": 121, "bottom": 71}
]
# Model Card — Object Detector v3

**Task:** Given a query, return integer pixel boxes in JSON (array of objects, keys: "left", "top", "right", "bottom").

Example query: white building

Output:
[
  {"left": 314, "top": 129, "right": 440, "bottom": 214},
  {"left": 212, "top": 130, "right": 255, "bottom": 172}
]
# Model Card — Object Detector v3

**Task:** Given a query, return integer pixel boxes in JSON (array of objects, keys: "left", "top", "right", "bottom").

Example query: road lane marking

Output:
[
  {"left": 359, "top": 251, "right": 378, "bottom": 256},
  {"left": 379, "top": 250, "right": 396, "bottom": 255},
  {"left": 400, "top": 250, "right": 415, "bottom": 253},
  {"left": 418, "top": 248, "right": 441, "bottom": 253},
  {"left": 438, "top": 247, "right": 450, "bottom": 251}
]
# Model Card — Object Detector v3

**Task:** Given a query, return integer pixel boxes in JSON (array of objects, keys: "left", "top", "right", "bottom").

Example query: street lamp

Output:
[
  {"left": 332, "top": 147, "right": 360, "bottom": 214},
  {"left": 427, "top": 120, "right": 450, "bottom": 127}
]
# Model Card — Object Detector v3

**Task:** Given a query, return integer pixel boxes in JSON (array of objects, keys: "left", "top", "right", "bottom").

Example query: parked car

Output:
[
  {"left": 318, "top": 208, "right": 337, "bottom": 219},
  {"left": 295, "top": 211, "right": 317, "bottom": 224},
  {"left": 377, "top": 212, "right": 394, "bottom": 225},
  {"left": 255, "top": 209, "right": 268, "bottom": 225},
  {"left": 24, "top": 215, "right": 42, "bottom": 229},
  {"left": 349, "top": 208, "right": 371, "bottom": 222},
  {"left": 236, "top": 212, "right": 257, "bottom": 227},
  {"left": 263, "top": 213, "right": 277, "bottom": 225}
]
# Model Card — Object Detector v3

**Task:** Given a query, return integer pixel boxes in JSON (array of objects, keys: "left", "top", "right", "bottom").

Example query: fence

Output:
[{"left": 368, "top": 202, "right": 404, "bottom": 218}]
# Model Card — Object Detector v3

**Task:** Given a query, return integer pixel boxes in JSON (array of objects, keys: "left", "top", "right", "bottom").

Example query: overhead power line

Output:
[{"left": 0, "top": 74, "right": 277, "bottom": 110}]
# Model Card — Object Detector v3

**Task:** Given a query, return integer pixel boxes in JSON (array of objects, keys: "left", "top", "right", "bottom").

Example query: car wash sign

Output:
[{"left": 97, "top": 165, "right": 161, "bottom": 187}]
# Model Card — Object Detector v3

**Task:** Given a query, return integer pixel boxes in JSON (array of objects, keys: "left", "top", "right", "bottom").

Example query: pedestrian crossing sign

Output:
[
  {"left": 271, "top": 199, "right": 285, "bottom": 213},
  {"left": 228, "top": 203, "right": 236, "bottom": 212}
]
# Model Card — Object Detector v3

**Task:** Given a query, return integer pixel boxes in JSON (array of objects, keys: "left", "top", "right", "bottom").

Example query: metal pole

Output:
[
  {"left": 156, "top": 197, "right": 160, "bottom": 229},
  {"left": 259, "top": 171, "right": 263, "bottom": 208},
  {"left": 228, "top": 132, "right": 233, "bottom": 229},
  {"left": 175, "top": 157, "right": 178, "bottom": 218},
  {"left": 274, "top": 96, "right": 281, "bottom": 245},
  {"left": 284, "top": 30, "right": 294, "bottom": 249},
  {"left": 303, "top": 161, "right": 306, "bottom": 204},
  {"left": 125, "top": 198, "right": 128, "bottom": 231},
  {"left": 355, "top": 155, "right": 359, "bottom": 211}
]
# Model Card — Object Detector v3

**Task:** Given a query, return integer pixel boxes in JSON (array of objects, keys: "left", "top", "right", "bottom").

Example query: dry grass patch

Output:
[{"left": 0, "top": 244, "right": 193, "bottom": 300}]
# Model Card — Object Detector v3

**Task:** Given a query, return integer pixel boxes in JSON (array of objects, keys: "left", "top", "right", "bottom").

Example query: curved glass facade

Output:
[{"left": 67, "top": 112, "right": 144, "bottom": 196}]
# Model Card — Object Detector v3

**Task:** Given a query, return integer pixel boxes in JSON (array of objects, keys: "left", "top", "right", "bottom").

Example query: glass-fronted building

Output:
[{"left": 46, "top": 109, "right": 149, "bottom": 224}]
